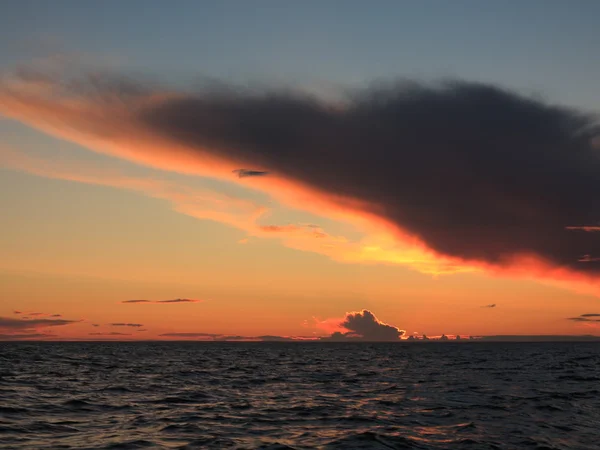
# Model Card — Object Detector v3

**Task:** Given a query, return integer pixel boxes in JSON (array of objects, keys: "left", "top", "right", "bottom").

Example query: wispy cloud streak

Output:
[{"left": 121, "top": 298, "right": 202, "bottom": 304}]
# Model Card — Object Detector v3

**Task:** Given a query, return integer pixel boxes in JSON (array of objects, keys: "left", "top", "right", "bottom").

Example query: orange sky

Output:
[{"left": 1, "top": 64, "right": 600, "bottom": 341}]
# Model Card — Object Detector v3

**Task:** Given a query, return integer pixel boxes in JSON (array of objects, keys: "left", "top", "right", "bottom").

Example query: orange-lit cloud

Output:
[
  {"left": 0, "top": 146, "right": 267, "bottom": 232},
  {"left": 312, "top": 316, "right": 348, "bottom": 335},
  {"left": 2, "top": 66, "right": 600, "bottom": 294},
  {"left": 0, "top": 146, "right": 467, "bottom": 275}
]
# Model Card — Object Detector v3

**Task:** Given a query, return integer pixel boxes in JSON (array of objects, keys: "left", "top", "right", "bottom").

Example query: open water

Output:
[{"left": 0, "top": 342, "right": 599, "bottom": 449}]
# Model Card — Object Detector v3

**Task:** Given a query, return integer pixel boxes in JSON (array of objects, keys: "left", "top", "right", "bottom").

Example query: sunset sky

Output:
[{"left": 1, "top": 1, "right": 600, "bottom": 340}]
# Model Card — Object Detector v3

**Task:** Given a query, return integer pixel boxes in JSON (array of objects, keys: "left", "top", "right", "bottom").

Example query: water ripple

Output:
[{"left": 0, "top": 341, "right": 598, "bottom": 449}]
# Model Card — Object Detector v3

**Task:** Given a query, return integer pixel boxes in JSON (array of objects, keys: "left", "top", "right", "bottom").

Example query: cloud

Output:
[
  {"left": 2, "top": 68, "right": 600, "bottom": 290},
  {"left": 122, "top": 298, "right": 202, "bottom": 304},
  {"left": 342, "top": 309, "right": 405, "bottom": 340},
  {"left": 482, "top": 304, "right": 496, "bottom": 308},
  {"left": 566, "top": 226, "right": 600, "bottom": 232},
  {"left": 579, "top": 255, "right": 600, "bottom": 263},
  {"left": 89, "top": 332, "right": 131, "bottom": 336},
  {"left": 233, "top": 168, "right": 269, "bottom": 178},
  {"left": 0, "top": 315, "right": 77, "bottom": 339},
  {"left": 215, "top": 335, "right": 250, "bottom": 341},
  {"left": 157, "top": 332, "right": 310, "bottom": 341},
  {"left": 0, "top": 145, "right": 486, "bottom": 277},
  {"left": 0, "top": 146, "right": 267, "bottom": 235},
  {"left": 257, "top": 335, "right": 294, "bottom": 341},
  {"left": 568, "top": 314, "right": 600, "bottom": 322},
  {"left": 320, "top": 309, "right": 404, "bottom": 341},
  {"left": 258, "top": 224, "right": 328, "bottom": 238},
  {"left": 110, "top": 323, "right": 143, "bottom": 327},
  {"left": 157, "top": 298, "right": 201, "bottom": 303},
  {"left": 312, "top": 316, "right": 348, "bottom": 334},
  {"left": 0, "top": 333, "right": 54, "bottom": 340},
  {"left": 0, "top": 316, "right": 77, "bottom": 330},
  {"left": 13, "top": 310, "right": 63, "bottom": 317},
  {"left": 259, "top": 224, "right": 300, "bottom": 233}
]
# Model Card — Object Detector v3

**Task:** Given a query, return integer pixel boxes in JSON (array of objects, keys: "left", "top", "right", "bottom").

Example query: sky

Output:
[{"left": 1, "top": 1, "right": 600, "bottom": 341}]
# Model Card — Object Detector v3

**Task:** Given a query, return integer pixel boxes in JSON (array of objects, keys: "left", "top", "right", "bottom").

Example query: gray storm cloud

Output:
[
  {"left": 323, "top": 309, "right": 405, "bottom": 341},
  {"left": 2, "top": 70, "right": 600, "bottom": 279}
]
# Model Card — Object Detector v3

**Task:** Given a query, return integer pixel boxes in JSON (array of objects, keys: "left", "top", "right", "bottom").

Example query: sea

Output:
[{"left": 0, "top": 342, "right": 599, "bottom": 449}]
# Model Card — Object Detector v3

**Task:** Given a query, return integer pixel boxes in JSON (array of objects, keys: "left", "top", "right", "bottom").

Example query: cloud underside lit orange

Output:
[{"left": 1, "top": 67, "right": 600, "bottom": 295}]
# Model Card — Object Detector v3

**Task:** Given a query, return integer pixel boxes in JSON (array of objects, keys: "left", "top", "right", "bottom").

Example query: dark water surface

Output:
[{"left": 1, "top": 342, "right": 599, "bottom": 449}]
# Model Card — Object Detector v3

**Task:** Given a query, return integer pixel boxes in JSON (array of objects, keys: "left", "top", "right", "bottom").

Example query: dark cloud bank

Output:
[
  {"left": 138, "top": 79, "right": 600, "bottom": 275},
  {"left": 0, "top": 316, "right": 76, "bottom": 340},
  {"left": 0, "top": 316, "right": 76, "bottom": 329}
]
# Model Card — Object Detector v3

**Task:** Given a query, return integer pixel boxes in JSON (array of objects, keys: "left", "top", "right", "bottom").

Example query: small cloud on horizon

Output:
[
  {"left": 320, "top": 309, "right": 405, "bottom": 341},
  {"left": 482, "top": 304, "right": 496, "bottom": 308},
  {"left": 567, "top": 313, "right": 600, "bottom": 322},
  {"left": 121, "top": 298, "right": 202, "bottom": 304}
]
